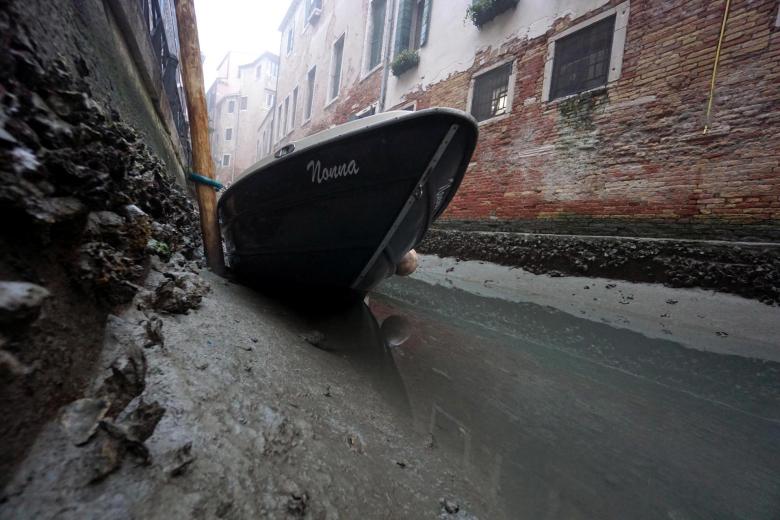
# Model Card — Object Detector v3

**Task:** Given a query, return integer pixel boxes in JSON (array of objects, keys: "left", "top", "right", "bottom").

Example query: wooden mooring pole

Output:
[{"left": 175, "top": 0, "right": 225, "bottom": 275}]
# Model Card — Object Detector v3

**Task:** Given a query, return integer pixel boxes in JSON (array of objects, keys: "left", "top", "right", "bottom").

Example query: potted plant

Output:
[
  {"left": 466, "top": 0, "right": 519, "bottom": 29},
  {"left": 390, "top": 49, "right": 420, "bottom": 77}
]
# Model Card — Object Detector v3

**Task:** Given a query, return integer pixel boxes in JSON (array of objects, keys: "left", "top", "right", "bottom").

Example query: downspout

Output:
[
  {"left": 233, "top": 93, "right": 241, "bottom": 183},
  {"left": 378, "top": 0, "right": 397, "bottom": 113},
  {"left": 702, "top": 0, "right": 731, "bottom": 135}
]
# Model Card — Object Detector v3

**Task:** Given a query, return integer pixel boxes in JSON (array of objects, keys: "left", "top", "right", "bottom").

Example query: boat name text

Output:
[{"left": 308, "top": 159, "right": 359, "bottom": 184}]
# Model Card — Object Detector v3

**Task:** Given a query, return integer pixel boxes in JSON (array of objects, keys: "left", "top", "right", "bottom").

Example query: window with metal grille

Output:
[
  {"left": 222, "top": 154, "right": 230, "bottom": 166},
  {"left": 470, "top": 62, "right": 512, "bottom": 122},
  {"left": 368, "top": 0, "right": 387, "bottom": 70},
  {"left": 240, "top": 96, "right": 248, "bottom": 110},
  {"left": 225, "top": 128, "right": 233, "bottom": 140},
  {"left": 550, "top": 15, "right": 615, "bottom": 100}
]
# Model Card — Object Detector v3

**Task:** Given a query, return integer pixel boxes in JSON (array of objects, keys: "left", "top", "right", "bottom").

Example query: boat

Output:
[{"left": 217, "top": 107, "right": 478, "bottom": 294}]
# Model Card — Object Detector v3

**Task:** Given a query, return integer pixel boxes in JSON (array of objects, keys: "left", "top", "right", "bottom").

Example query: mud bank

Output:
[
  {"left": 0, "top": 11, "right": 201, "bottom": 485},
  {"left": 417, "top": 228, "right": 780, "bottom": 305},
  {"left": 1, "top": 265, "right": 480, "bottom": 520}
]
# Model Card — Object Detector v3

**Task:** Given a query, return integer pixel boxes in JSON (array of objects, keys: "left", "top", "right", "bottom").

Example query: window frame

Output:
[
  {"left": 304, "top": 66, "right": 316, "bottom": 123},
  {"left": 466, "top": 58, "right": 516, "bottom": 126},
  {"left": 221, "top": 154, "right": 231, "bottom": 167},
  {"left": 227, "top": 99, "right": 235, "bottom": 113},
  {"left": 291, "top": 86, "right": 299, "bottom": 133},
  {"left": 239, "top": 96, "right": 248, "bottom": 111},
  {"left": 328, "top": 34, "right": 346, "bottom": 103},
  {"left": 365, "top": 0, "right": 387, "bottom": 74},
  {"left": 542, "top": 1, "right": 630, "bottom": 102},
  {"left": 286, "top": 23, "right": 295, "bottom": 55},
  {"left": 225, "top": 127, "right": 233, "bottom": 141}
]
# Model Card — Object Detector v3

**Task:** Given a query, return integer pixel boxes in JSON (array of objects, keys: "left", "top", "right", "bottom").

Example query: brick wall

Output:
[{"left": 393, "top": 0, "right": 780, "bottom": 240}]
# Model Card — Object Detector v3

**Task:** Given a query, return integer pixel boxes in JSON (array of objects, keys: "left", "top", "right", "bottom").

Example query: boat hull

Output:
[{"left": 217, "top": 108, "right": 478, "bottom": 294}]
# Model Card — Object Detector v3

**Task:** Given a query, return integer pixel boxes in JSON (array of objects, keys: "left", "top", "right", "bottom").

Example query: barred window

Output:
[
  {"left": 240, "top": 96, "right": 248, "bottom": 110},
  {"left": 225, "top": 128, "right": 233, "bottom": 141},
  {"left": 221, "top": 154, "right": 230, "bottom": 166},
  {"left": 550, "top": 15, "right": 615, "bottom": 100},
  {"left": 470, "top": 62, "right": 512, "bottom": 122}
]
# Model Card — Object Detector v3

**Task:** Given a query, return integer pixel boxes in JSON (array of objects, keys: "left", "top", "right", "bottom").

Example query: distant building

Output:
[
  {"left": 206, "top": 51, "right": 279, "bottom": 186},
  {"left": 270, "top": 0, "right": 780, "bottom": 241}
]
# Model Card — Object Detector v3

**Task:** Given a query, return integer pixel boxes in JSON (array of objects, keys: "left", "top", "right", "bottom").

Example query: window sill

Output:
[
  {"left": 476, "top": 111, "right": 513, "bottom": 127},
  {"left": 360, "top": 63, "right": 383, "bottom": 83},
  {"left": 324, "top": 95, "right": 339, "bottom": 109},
  {"left": 545, "top": 85, "right": 608, "bottom": 105}
]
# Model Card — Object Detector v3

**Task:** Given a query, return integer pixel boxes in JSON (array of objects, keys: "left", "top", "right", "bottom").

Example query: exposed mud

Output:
[
  {"left": 0, "top": 9, "right": 201, "bottom": 486},
  {"left": 418, "top": 228, "right": 780, "bottom": 305}
]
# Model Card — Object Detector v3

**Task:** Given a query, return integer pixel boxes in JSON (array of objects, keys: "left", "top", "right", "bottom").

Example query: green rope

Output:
[{"left": 188, "top": 172, "right": 224, "bottom": 190}]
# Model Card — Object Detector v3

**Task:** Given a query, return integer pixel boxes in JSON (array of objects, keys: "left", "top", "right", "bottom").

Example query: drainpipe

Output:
[
  {"left": 378, "top": 0, "right": 397, "bottom": 113},
  {"left": 233, "top": 93, "right": 241, "bottom": 183},
  {"left": 702, "top": 0, "right": 731, "bottom": 135}
]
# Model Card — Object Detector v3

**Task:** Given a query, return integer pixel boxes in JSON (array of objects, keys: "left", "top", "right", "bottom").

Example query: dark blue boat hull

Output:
[{"left": 217, "top": 108, "right": 478, "bottom": 294}]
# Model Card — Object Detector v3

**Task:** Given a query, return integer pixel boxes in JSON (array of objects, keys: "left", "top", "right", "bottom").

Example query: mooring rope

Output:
[{"left": 188, "top": 172, "right": 224, "bottom": 190}]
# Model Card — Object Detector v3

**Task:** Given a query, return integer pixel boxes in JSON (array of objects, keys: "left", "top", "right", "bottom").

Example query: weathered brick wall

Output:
[
  {"left": 393, "top": 0, "right": 780, "bottom": 240},
  {"left": 306, "top": 68, "right": 384, "bottom": 135}
]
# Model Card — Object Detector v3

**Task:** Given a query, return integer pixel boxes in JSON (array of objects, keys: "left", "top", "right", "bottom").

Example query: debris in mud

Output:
[
  {"left": 60, "top": 398, "right": 110, "bottom": 446},
  {"left": 162, "top": 441, "right": 195, "bottom": 477},
  {"left": 440, "top": 498, "right": 460, "bottom": 514},
  {"left": 301, "top": 330, "right": 326, "bottom": 348},
  {"left": 143, "top": 314, "right": 164, "bottom": 348},
  {"left": 149, "top": 271, "right": 210, "bottom": 314},
  {"left": 95, "top": 347, "right": 147, "bottom": 417},
  {"left": 281, "top": 479, "right": 309, "bottom": 517},
  {"left": 0, "top": 281, "right": 50, "bottom": 331},
  {"left": 666, "top": 299, "right": 679, "bottom": 305}
]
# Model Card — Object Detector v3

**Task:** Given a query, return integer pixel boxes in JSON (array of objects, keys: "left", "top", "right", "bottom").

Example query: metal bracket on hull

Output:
[{"left": 350, "top": 124, "right": 460, "bottom": 290}]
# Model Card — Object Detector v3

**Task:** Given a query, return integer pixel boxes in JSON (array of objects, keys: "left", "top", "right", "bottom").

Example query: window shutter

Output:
[
  {"left": 394, "top": 0, "right": 413, "bottom": 55},
  {"left": 420, "top": 0, "right": 432, "bottom": 47}
]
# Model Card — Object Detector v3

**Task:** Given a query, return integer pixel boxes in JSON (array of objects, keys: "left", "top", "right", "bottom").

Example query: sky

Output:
[{"left": 195, "top": 0, "right": 291, "bottom": 88}]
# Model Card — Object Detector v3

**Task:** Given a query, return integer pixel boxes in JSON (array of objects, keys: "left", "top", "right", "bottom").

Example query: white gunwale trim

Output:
[
  {"left": 542, "top": 1, "right": 630, "bottom": 103},
  {"left": 466, "top": 57, "right": 517, "bottom": 126}
]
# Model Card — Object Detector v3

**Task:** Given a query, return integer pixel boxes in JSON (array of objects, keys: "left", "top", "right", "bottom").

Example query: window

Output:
[
  {"left": 304, "top": 67, "right": 316, "bottom": 120},
  {"left": 394, "top": 0, "right": 431, "bottom": 54},
  {"left": 270, "top": 61, "right": 279, "bottom": 77},
  {"left": 277, "top": 105, "right": 283, "bottom": 141},
  {"left": 240, "top": 96, "right": 248, "bottom": 110},
  {"left": 291, "top": 87, "right": 299, "bottom": 129},
  {"left": 225, "top": 128, "right": 233, "bottom": 140},
  {"left": 543, "top": 1, "right": 629, "bottom": 102},
  {"left": 304, "top": 0, "right": 322, "bottom": 24},
  {"left": 550, "top": 15, "right": 615, "bottom": 100},
  {"left": 265, "top": 91, "right": 275, "bottom": 107},
  {"left": 470, "top": 62, "right": 512, "bottom": 122},
  {"left": 256, "top": 65, "right": 262, "bottom": 79},
  {"left": 283, "top": 96, "right": 290, "bottom": 135},
  {"left": 227, "top": 99, "right": 235, "bottom": 113},
  {"left": 222, "top": 154, "right": 230, "bottom": 166},
  {"left": 329, "top": 35, "right": 345, "bottom": 101},
  {"left": 286, "top": 24, "right": 294, "bottom": 55},
  {"left": 368, "top": 0, "right": 387, "bottom": 70}
]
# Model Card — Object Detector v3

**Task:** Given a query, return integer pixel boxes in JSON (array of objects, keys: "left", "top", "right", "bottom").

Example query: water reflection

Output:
[
  {"left": 370, "top": 279, "right": 780, "bottom": 520},
  {"left": 282, "top": 282, "right": 779, "bottom": 519}
]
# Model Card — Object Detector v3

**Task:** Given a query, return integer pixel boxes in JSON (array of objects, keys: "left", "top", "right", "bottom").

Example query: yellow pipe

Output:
[{"left": 703, "top": 0, "right": 732, "bottom": 135}]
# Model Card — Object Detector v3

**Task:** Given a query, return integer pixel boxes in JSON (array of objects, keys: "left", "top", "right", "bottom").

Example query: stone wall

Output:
[{"left": 393, "top": 0, "right": 780, "bottom": 240}]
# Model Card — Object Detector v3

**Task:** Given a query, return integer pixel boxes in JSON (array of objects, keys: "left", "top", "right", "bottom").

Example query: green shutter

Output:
[
  {"left": 394, "top": 0, "right": 413, "bottom": 55},
  {"left": 419, "top": 0, "right": 432, "bottom": 47}
]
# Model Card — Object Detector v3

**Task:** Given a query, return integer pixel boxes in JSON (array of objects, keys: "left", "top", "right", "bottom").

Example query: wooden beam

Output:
[{"left": 174, "top": 0, "right": 225, "bottom": 274}]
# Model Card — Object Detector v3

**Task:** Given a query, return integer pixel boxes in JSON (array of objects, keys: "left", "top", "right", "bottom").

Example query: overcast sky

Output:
[{"left": 195, "top": 0, "right": 290, "bottom": 88}]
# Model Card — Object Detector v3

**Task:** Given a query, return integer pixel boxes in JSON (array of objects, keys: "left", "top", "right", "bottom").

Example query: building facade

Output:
[
  {"left": 207, "top": 52, "right": 279, "bottom": 186},
  {"left": 271, "top": 0, "right": 780, "bottom": 239}
]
